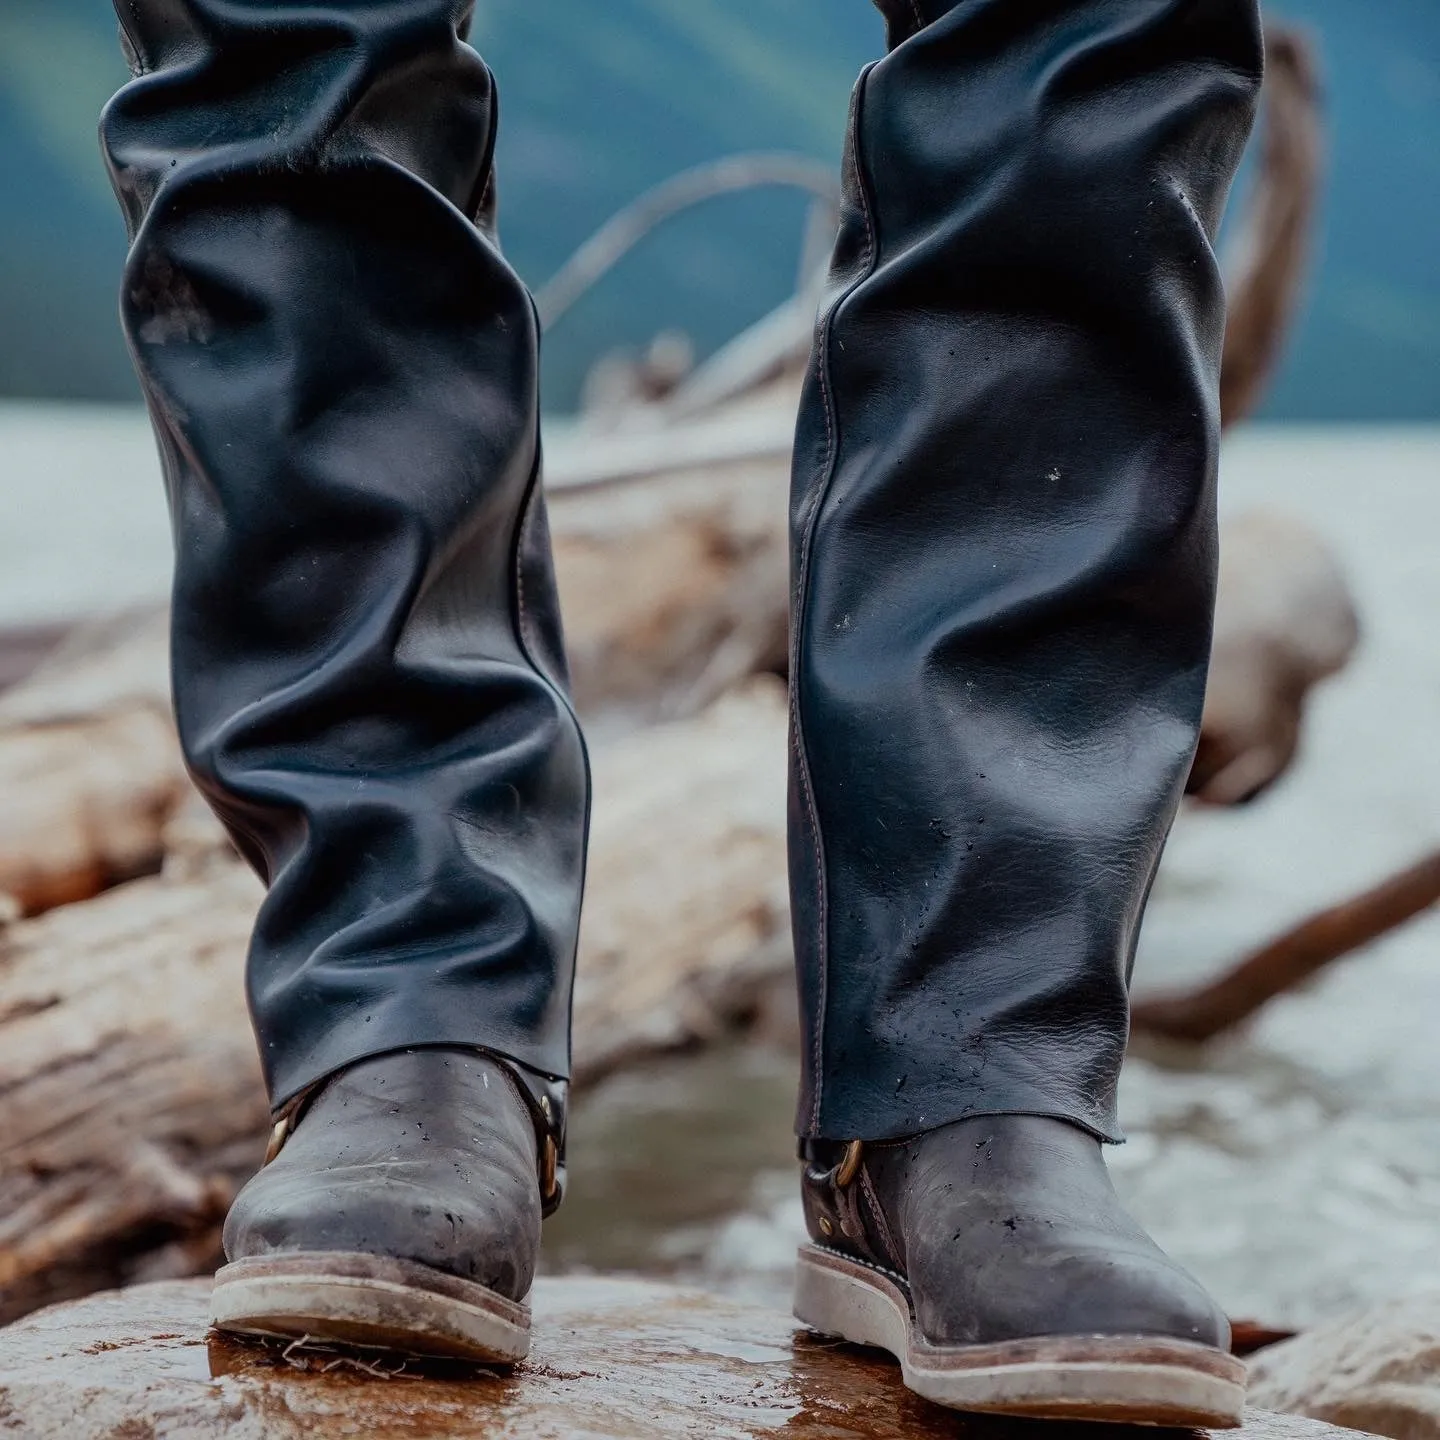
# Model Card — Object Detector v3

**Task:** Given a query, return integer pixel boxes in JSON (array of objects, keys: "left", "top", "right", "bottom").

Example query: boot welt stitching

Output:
[
  {"left": 809, "top": 1240, "right": 912, "bottom": 1298},
  {"left": 805, "top": 1243, "right": 1242, "bottom": 1383}
]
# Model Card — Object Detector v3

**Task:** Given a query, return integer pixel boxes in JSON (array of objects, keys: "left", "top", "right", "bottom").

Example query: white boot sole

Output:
[
  {"left": 210, "top": 1251, "right": 530, "bottom": 1363},
  {"left": 793, "top": 1243, "right": 1246, "bottom": 1426}
]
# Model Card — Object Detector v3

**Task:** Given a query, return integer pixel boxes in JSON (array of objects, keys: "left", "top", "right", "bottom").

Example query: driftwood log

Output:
[
  {"left": 0, "top": 622, "right": 70, "bottom": 696},
  {"left": 0, "top": 679, "right": 787, "bottom": 1324},
  {"left": 549, "top": 443, "right": 789, "bottom": 722},
  {"left": 1131, "top": 847, "right": 1440, "bottom": 1044},
  {"left": 1189, "top": 509, "right": 1358, "bottom": 806},
  {"left": 0, "top": 610, "right": 182, "bottom": 918},
  {"left": 0, "top": 452, "right": 790, "bottom": 919},
  {"left": 0, "top": 1276, "right": 1357, "bottom": 1440}
]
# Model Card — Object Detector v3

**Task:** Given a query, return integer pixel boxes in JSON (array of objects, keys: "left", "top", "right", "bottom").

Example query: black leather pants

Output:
[
  {"left": 102, "top": 0, "right": 587, "bottom": 1142},
  {"left": 103, "top": 0, "right": 1259, "bottom": 1159},
  {"left": 790, "top": 0, "right": 1260, "bottom": 1142}
]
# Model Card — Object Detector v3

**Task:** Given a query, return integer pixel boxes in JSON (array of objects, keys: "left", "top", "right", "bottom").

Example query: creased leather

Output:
[
  {"left": 791, "top": 0, "right": 1263, "bottom": 1141},
  {"left": 104, "top": 0, "right": 1261, "bottom": 1166},
  {"left": 802, "top": 1115, "right": 1231, "bottom": 1349},
  {"left": 101, "top": 0, "right": 589, "bottom": 1127},
  {"left": 224, "top": 1048, "right": 541, "bottom": 1299}
]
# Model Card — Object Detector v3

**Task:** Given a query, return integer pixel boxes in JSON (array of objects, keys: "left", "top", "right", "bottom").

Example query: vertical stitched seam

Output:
[
  {"left": 792, "top": 63, "right": 881, "bottom": 1133},
  {"left": 507, "top": 422, "right": 593, "bottom": 1117},
  {"left": 860, "top": 1167, "right": 903, "bottom": 1272},
  {"left": 514, "top": 305, "right": 593, "bottom": 1106},
  {"left": 515, "top": 479, "right": 537, "bottom": 661},
  {"left": 506, "top": 419, "right": 586, "bottom": 752},
  {"left": 792, "top": 343, "right": 833, "bottom": 1132}
]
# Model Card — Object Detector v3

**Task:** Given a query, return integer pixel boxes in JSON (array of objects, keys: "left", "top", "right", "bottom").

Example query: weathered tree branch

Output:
[{"left": 1131, "top": 848, "right": 1440, "bottom": 1043}]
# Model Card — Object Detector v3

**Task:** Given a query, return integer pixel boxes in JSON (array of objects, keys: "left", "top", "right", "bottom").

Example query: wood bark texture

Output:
[
  {"left": 0, "top": 459, "right": 790, "bottom": 920},
  {"left": 0, "top": 609, "right": 185, "bottom": 918},
  {"left": 1190, "top": 509, "right": 1358, "bottom": 806}
]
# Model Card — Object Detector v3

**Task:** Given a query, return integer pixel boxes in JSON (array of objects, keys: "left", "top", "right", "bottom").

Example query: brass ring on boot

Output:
[
  {"left": 263, "top": 1114, "right": 292, "bottom": 1166},
  {"left": 261, "top": 1083, "right": 321, "bottom": 1166},
  {"left": 835, "top": 1140, "right": 864, "bottom": 1188}
]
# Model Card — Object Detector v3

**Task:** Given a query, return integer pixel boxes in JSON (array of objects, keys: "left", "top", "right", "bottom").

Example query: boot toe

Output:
[
  {"left": 222, "top": 1050, "right": 544, "bottom": 1303},
  {"left": 910, "top": 1231, "right": 1228, "bottom": 1350},
  {"left": 861, "top": 1116, "right": 1233, "bottom": 1353},
  {"left": 223, "top": 1157, "right": 540, "bottom": 1299}
]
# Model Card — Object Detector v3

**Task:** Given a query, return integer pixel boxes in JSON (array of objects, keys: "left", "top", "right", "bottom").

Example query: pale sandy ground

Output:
[{"left": 3, "top": 405, "right": 1438, "bottom": 1325}]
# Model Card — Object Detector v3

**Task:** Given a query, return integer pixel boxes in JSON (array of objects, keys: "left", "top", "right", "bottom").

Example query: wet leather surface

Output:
[
  {"left": 788, "top": 0, "right": 1262, "bottom": 1141},
  {"left": 103, "top": 0, "right": 1261, "bottom": 1158},
  {"left": 223, "top": 1049, "right": 541, "bottom": 1299},
  {"left": 0, "top": 1274, "right": 1366, "bottom": 1440},
  {"left": 101, "top": 0, "right": 588, "bottom": 1116},
  {"left": 803, "top": 1115, "right": 1230, "bottom": 1349}
]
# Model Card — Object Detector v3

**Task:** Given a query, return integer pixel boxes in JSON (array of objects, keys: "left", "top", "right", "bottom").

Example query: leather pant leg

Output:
[
  {"left": 791, "top": 0, "right": 1262, "bottom": 1141},
  {"left": 101, "top": 1, "right": 588, "bottom": 1151}
]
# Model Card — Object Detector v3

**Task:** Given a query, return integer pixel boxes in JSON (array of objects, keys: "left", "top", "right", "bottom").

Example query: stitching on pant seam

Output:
[
  {"left": 792, "top": 63, "right": 880, "bottom": 1133},
  {"left": 792, "top": 259, "right": 838, "bottom": 1132},
  {"left": 511, "top": 299, "right": 594, "bottom": 1109},
  {"left": 515, "top": 477, "right": 537, "bottom": 661}
]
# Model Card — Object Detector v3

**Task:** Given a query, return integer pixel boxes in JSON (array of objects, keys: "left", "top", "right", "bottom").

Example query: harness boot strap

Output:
[{"left": 264, "top": 1048, "right": 569, "bottom": 1215}]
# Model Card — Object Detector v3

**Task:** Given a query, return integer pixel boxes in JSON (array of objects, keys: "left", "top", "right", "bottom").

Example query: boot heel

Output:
[{"left": 793, "top": 1243, "right": 911, "bottom": 1357}]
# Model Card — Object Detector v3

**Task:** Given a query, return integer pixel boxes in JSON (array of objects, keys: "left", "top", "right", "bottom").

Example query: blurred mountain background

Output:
[{"left": 1, "top": 0, "right": 1436, "bottom": 416}]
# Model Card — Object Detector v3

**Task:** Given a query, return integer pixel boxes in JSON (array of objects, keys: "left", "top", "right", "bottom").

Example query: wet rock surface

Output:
[
  {"left": 1247, "top": 1295, "right": 1440, "bottom": 1440},
  {"left": 0, "top": 1275, "right": 1370, "bottom": 1440}
]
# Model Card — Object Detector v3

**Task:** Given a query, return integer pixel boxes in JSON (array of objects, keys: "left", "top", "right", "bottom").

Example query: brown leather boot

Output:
[
  {"left": 211, "top": 1049, "right": 555, "bottom": 1362},
  {"left": 796, "top": 1115, "right": 1244, "bottom": 1425}
]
